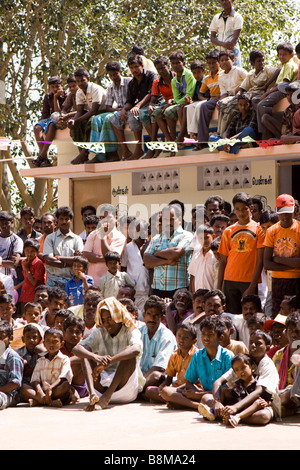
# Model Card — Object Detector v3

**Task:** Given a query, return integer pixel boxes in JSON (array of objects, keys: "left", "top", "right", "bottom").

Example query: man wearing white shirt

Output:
[{"left": 68, "top": 67, "right": 106, "bottom": 164}]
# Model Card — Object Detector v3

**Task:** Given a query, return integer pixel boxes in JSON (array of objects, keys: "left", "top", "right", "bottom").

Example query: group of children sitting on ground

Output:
[{"left": 33, "top": 41, "right": 300, "bottom": 166}]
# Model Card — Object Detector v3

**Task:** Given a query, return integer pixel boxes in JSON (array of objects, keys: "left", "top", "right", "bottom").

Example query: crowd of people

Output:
[
  {"left": 0, "top": 190, "right": 299, "bottom": 429},
  {"left": 31, "top": 0, "right": 300, "bottom": 167}
]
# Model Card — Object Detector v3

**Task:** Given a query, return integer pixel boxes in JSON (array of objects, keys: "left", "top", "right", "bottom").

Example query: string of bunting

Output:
[{"left": 0, "top": 136, "right": 286, "bottom": 162}]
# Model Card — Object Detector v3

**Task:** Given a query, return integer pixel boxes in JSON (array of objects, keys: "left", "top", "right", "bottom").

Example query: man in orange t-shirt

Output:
[
  {"left": 217, "top": 192, "right": 265, "bottom": 315},
  {"left": 264, "top": 194, "right": 300, "bottom": 317}
]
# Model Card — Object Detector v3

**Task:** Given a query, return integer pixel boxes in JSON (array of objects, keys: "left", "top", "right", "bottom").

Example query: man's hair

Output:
[
  {"left": 190, "top": 60, "right": 205, "bottom": 71},
  {"left": 55, "top": 206, "right": 74, "bottom": 220},
  {"left": 252, "top": 198, "right": 263, "bottom": 211},
  {"left": 169, "top": 199, "right": 185, "bottom": 216},
  {"left": 276, "top": 42, "right": 294, "bottom": 54},
  {"left": 72, "top": 256, "right": 88, "bottom": 271},
  {"left": 119, "top": 298, "right": 138, "bottom": 314},
  {"left": 63, "top": 314, "right": 85, "bottom": 333},
  {"left": 0, "top": 211, "right": 13, "bottom": 222},
  {"left": 41, "top": 212, "right": 55, "bottom": 222},
  {"left": 210, "top": 237, "right": 221, "bottom": 252},
  {"left": 232, "top": 192, "right": 253, "bottom": 208},
  {"left": 84, "top": 215, "right": 100, "bottom": 227},
  {"left": 128, "top": 55, "right": 143, "bottom": 67},
  {"left": 219, "top": 50, "right": 235, "bottom": 61},
  {"left": 118, "top": 284, "right": 136, "bottom": 299},
  {"left": 67, "top": 75, "right": 76, "bottom": 83},
  {"left": 35, "top": 284, "right": 49, "bottom": 293},
  {"left": 44, "top": 327, "right": 64, "bottom": 342},
  {"left": 24, "top": 301, "right": 42, "bottom": 313},
  {"left": 162, "top": 203, "right": 182, "bottom": 219},
  {"left": 83, "top": 291, "right": 103, "bottom": 305},
  {"left": 153, "top": 56, "right": 170, "bottom": 67},
  {"left": 250, "top": 329, "right": 272, "bottom": 346},
  {"left": 20, "top": 207, "right": 35, "bottom": 218},
  {"left": 247, "top": 312, "right": 267, "bottom": 328},
  {"left": 105, "top": 61, "right": 122, "bottom": 72},
  {"left": 24, "top": 239, "right": 40, "bottom": 252},
  {"left": 204, "top": 289, "right": 226, "bottom": 306},
  {"left": 206, "top": 50, "right": 220, "bottom": 61},
  {"left": 74, "top": 68, "right": 90, "bottom": 78},
  {"left": 169, "top": 50, "right": 185, "bottom": 62},
  {"left": 173, "top": 288, "right": 193, "bottom": 309},
  {"left": 0, "top": 320, "right": 13, "bottom": 338},
  {"left": 249, "top": 49, "right": 265, "bottom": 63},
  {"left": 205, "top": 195, "right": 225, "bottom": 210},
  {"left": 196, "top": 224, "right": 214, "bottom": 236},
  {"left": 98, "top": 203, "right": 117, "bottom": 218},
  {"left": 296, "top": 43, "right": 300, "bottom": 55},
  {"left": 81, "top": 205, "right": 96, "bottom": 216},
  {"left": 132, "top": 45, "right": 144, "bottom": 55},
  {"left": 54, "top": 309, "right": 73, "bottom": 321},
  {"left": 241, "top": 294, "right": 262, "bottom": 311},
  {"left": 48, "top": 76, "right": 62, "bottom": 85},
  {"left": 193, "top": 288, "right": 209, "bottom": 300},
  {"left": 289, "top": 295, "right": 300, "bottom": 310},
  {"left": 285, "top": 311, "right": 300, "bottom": 330},
  {"left": 259, "top": 211, "right": 279, "bottom": 225},
  {"left": 210, "top": 214, "right": 230, "bottom": 227},
  {"left": 144, "top": 295, "right": 166, "bottom": 316},
  {"left": 0, "top": 294, "right": 14, "bottom": 306},
  {"left": 48, "top": 287, "right": 68, "bottom": 303},
  {"left": 177, "top": 322, "right": 197, "bottom": 340},
  {"left": 104, "top": 251, "right": 121, "bottom": 264}
]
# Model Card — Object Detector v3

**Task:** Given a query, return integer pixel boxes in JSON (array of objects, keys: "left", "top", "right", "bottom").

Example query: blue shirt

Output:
[
  {"left": 184, "top": 345, "right": 234, "bottom": 391},
  {"left": 139, "top": 322, "right": 177, "bottom": 374},
  {"left": 65, "top": 275, "right": 94, "bottom": 307},
  {"left": 0, "top": 346, "right": 24, "bottom": 400}
]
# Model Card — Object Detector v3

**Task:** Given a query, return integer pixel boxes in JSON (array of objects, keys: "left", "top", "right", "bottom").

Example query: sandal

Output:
[
  {"left": 198, "top": 403, "right": 215, "bottom": 421},
  {"left": 39, "top": 157, "right": 52, "bottom": 167},
  {"left": 228, "top": 414, "right": 240, "bottom": 427}
]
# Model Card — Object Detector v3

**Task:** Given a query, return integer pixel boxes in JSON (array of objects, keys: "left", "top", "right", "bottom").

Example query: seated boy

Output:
[
  {"left": 109, "top": 55, "right": 157, "bottom": 160},
  {"left": 157, "top": 316, "right": 234, "bottom": 410},
  {"left": 257, "top": 42, "right": 298, "bottom": 138},
  {"left": 211, "top": 329, "right": 281, "bottom": 424},
  {"left": 176, "top": 60, "right": 208, "bottom": 147},
  {"left": 216, "top": 50, "right": 248, "bottom": 136},
  {"left": 28, "top": 327, "right": 74, "bottom": 407},
  {"left": 33, "top": 76, "right": 68, "bottom": 167},
  {"left": 144, "top": 322, "right": 198, "bottom": 403},
  {"left": 237, "top": 49, "right": 279, "bottom": 107},
  {"left": 0, "top": 294, "right": 25, "bottom": 350},
  {"left": 39, "top": 287, "right": 69, "bottom": 328},
  {"left": 65, "top": 256, "right": 94, "bottom": 307},
  {"left": 162, "top": 50, "right": 196, "bottom": 144},
  {"left": 217, "top": 192, "right": 265, "bottom": 315},
  {"left": 98, "top": 251, "right": 135, "bottom": 299},
  {"left": 88, "top": 61, "right": 132, "bottom": 163},
  {"left": 209, "top": 93, "right": 258, "bottom": 154},
  {"left": 68, "top": 67, "right": 107, "bottom": 164},
  {"left": 0, "top": 320, "right": 24, "bottom": 410},
  {"left": 142, "top": 55, "right": 176, "bottom": 158},
  {"left": 217, "top": 316, "right": 249, "bottom": 355},
  {"left": 194, "top": 51, "right": 223, "bottom": 150},
  {"left": 139, "top": 295, "right": 177, "bottom": 393},
  {"left": 61, "top": 314, "right": 88, "bottom": 400},
  {"left": 260, "top": 81, "right": 300, "bottom": 139}
]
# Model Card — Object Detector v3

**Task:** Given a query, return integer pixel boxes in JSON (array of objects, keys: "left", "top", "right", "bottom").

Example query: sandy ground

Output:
[{"left": 1, "top": 397, "right": 299, "bottom": 453}]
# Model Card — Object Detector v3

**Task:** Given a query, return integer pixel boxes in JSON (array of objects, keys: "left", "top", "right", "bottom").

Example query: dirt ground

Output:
[{"left": 1, "top": 397, "right": 299, "bottom": 454}]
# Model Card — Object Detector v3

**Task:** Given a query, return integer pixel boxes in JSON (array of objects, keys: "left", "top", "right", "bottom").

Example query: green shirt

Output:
[{"left": 171, "top": 68, "right": 196, "bottom": 104}]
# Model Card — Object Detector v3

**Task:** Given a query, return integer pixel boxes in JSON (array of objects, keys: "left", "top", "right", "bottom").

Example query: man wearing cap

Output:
[{"left": 264, "top": 193, "right": 300, "bottom": 317}]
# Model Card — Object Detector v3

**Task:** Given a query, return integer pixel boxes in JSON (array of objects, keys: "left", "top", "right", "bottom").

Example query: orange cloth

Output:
[
  {"left": 165, "top": 344, "right": 198, "bottom": 387},
  {"left": 264, "top": 220, "right": 300, "bottom": 279},
  {"left": 218, "top": 220, "right": 265, "bottom": 282}
]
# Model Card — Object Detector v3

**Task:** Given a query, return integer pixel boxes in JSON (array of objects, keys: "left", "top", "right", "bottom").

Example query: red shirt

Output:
[
  {"left": 151, "top": 72, "right": 176, "bottom": 102},
  {"left": 20, "top": 256, "right": 45, "bottom": 302}
]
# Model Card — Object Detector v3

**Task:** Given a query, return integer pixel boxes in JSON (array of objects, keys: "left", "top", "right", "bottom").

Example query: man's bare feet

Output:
[{"left": 70, "top": 154, "right": 89, "bottom": 165}]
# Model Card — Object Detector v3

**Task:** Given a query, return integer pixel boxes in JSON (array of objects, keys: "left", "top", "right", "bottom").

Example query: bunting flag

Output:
[
  {"left": 146, "top": 141, "right": 178, "bottom": 152},
  {"left": 208, "top": 136, "right": 256, "bottom": 152},
  {"left": 73, "top": 141, "right": 106, "bottom": 154}
]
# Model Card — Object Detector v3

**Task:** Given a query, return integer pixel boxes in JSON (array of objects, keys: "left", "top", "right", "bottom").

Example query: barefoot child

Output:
[
  {"left": 28, "top": 327, "right": 73, "bottom": 407},
  {"left": 145, "top": 323, "right": 198, "bottom": 403}
]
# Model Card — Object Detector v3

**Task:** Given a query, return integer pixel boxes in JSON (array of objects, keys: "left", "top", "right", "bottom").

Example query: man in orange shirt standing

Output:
[
  {"left": 264, "top": 194, "right": 300, "bottom": 318},
  {"left": 217, "top": 192, "right": 265, "bottom": 315}
]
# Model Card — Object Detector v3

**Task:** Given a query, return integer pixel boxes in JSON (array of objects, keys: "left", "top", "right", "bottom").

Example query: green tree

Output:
[{"left": 0, "top": 0, "right": 298, "bottom": 215}]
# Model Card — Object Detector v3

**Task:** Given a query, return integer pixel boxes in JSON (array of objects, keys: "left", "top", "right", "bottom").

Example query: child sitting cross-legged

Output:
[
  {"left": 198, "top": 352, "right": 273, "bottom": 427},
  {"left": 145, "top": 322, "right": 198, "bottom": 404},
  {"left": 27, "top": 327, "right": 74, "bottom": 407}
]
